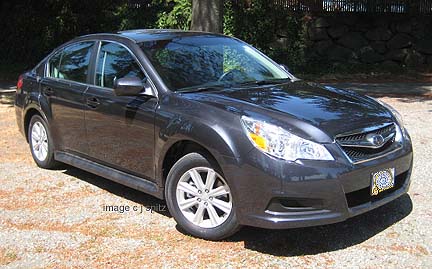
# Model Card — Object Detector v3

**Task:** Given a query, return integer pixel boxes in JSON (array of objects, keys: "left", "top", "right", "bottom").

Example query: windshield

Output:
[{"left": 139, "top": 34, "right": 290, "bottom": 92}]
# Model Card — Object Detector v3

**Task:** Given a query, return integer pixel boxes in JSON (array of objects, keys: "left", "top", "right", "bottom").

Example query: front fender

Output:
[
  {"left": 158, "top": 121, "right": 240, "bottom": 160},
  {"left": 154, "top": 95, "right": 252, "bottom": 186}
]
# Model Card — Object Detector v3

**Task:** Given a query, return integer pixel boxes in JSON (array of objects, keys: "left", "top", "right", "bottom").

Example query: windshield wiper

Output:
[
  {"left": 236, "top": 78, "right": 291, "bottom": 87},
  {"left": 176, "top": 85, "right": 228, "bottom": 93},
  {"left": 176, "top": 78, "right": 291, "bottom": 93}
]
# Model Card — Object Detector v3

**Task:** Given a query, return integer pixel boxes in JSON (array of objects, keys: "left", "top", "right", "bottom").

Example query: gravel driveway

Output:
[{"left": 0, "top": 88, "right": 431, "bottom": 268}]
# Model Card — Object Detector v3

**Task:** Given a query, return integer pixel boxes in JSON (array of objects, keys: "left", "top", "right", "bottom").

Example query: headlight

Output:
[
  {"left": 241, "top": 116, "right": 334, "bottom": 161},
  {"left": 375, "top": 99, "right": 406, "bottom": 142}
]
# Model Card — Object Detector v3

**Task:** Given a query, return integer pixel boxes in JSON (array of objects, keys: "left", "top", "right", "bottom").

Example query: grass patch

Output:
[{"left": 0, "top": 249, "right": 18, "bottom": 265}]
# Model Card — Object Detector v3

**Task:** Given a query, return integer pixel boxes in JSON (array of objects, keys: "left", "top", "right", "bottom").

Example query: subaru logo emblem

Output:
[{"left": 366, "top": 133, "right": 385, "bottom": 147}]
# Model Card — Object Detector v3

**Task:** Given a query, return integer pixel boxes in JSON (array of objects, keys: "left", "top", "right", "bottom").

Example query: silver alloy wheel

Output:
[
  {"left": 31, "top": 121, "right": 48, "bottom": 162},
  {"left": 176, "top": 167, "right": 232, "bottom": 228}
]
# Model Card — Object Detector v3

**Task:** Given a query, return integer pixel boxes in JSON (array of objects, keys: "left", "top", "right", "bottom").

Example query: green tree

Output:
[{"left": 157, "top": 0, "right": 192, "bottom": 30}]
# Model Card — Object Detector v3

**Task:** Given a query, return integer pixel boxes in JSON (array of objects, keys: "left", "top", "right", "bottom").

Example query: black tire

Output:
[
  {"left": 28, "top": 115, "right": 58, "bottom": 169},
  {"left": 165, "top": 152, "right": 241, "bottom": 240}
]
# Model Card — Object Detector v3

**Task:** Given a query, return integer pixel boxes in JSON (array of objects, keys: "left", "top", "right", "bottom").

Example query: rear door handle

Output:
[
  {"left": 43, "top": 87, "right": 54, "bottom": 96},
  {"left": 86, "top": 97, "right": 100, "bottom": 108}
]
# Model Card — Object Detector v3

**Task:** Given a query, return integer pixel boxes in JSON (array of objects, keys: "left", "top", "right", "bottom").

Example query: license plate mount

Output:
[{"left": 371, "top": 168, "right": 395, "bottom": 196}]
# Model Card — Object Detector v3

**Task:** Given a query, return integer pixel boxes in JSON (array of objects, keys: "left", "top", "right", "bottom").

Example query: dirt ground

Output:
[{"left": 0, "top": 92, "right": 431, "bottom": 268}]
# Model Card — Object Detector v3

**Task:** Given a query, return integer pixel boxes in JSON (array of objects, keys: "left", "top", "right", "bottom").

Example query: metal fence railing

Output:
[
  {"left": 232, "top": 0, "right": 432, "bottom": 14},
  {"left": 126, "top": 0, "right": 432, "bottom": 14}
]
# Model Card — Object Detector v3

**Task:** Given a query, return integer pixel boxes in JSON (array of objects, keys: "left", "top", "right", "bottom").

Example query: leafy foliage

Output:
[
  {"left": 224, "top": 0, "right": 308, "bottom": 73},
  {"left": 0, "top": 1, "right": 170, "bottom": 67},
  {"left": 0, "top": 0, "right": 334, "bottom": 75},
  {"left": 157, "top": 0, "right": 192, "bottom": 30}
]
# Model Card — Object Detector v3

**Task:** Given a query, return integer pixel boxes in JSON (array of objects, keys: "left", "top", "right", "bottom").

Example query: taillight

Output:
[{"left": 16, "top": 75, "right": 23, "bottom": 93}]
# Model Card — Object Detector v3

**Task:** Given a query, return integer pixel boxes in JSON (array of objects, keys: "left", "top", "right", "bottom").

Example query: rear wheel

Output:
[
  {"left": 165, "top": 152, "right": 240, "bottom": 240},
  {"left": 28, "top": 115, "right": 58, "bottom": 169}
]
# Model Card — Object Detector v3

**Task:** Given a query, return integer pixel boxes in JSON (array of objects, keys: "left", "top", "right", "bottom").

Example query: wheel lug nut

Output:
[
  {"left": 198, "top": 190, "right": 202, "bottom": 194},
  {"left": 209, "top": 197, "right": 213, "bottom": 200},
  {"left": 204, "top": 202, "right": 208, "bottom": 206},
  {"left": 197, "top": 198, "right": 201, "bottom": 202},
  {"left": 205, "top": 189, "right": 209, "bottom": 193}
]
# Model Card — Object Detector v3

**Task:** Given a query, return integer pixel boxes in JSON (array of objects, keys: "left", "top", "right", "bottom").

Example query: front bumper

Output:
[{"left": 222, "top": 138, "right": 413, "bottom": 229}]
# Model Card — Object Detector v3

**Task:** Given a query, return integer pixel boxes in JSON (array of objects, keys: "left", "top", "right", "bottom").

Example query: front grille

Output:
[
  {"left": 336, "top": 123, "right": 399, "bottom": 163},
  {"left": 342, "top": 139, "right": 394, "bottom": 162},
  {"left": 337, "top": 124, "right": 395, "bottom": 144}
]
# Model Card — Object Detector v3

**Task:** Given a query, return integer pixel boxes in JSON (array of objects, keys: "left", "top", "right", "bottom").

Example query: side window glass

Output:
[
  {"left": 96, "top": 42, "right": 144, "bottom": 88},
  {"left": 48, "top": 50, "right": 62, "bottom": 79},
  {"left": 48, "top": 42, "right": 94, "bottom": 83}
]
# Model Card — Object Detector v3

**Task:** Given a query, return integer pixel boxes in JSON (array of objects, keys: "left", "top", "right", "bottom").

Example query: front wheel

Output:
[
  {"left": 28, "top": 115, "right": 58, "bottom": 169},
  {"left": 165, "top": 152, "right": 240, "bottom": 240}
]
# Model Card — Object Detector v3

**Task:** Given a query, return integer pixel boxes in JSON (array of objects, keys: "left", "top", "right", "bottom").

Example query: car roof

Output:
[{"left": 80, "top": 29, "right": 224, "bottom": 43}]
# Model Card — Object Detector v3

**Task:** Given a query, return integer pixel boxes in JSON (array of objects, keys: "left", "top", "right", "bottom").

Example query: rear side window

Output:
[
  {"left": 48, "top": 41, "right": 94, "bottom": 83},
  {"left": 95, "top": 42, "right": 144, "bottom": 88}
]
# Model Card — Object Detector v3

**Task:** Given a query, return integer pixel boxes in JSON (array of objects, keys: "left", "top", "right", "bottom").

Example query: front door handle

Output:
[
  {"left": 43, "top": 87, "right": 54, "bottom": 96},
  {"left": 86, "top": 97, "right": 100, "bottom": 108}
]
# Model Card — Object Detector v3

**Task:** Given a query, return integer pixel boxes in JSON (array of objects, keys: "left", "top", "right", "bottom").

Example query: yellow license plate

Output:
[{"left": 371, "top": 168, "right": 395, "bottom": 196}]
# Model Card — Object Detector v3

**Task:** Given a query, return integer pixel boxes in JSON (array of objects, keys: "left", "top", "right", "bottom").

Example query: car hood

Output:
[{"left": 184, "top": 81, "right": 394, "bottom": 139}]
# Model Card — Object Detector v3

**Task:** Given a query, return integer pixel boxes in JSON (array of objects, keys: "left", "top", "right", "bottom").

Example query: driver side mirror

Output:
[
  {"left": 279, "top": 64, "right": 290, "bottom": 74},
  {"left": 113, "top": 77, "right": 155, "bottom": 97}
]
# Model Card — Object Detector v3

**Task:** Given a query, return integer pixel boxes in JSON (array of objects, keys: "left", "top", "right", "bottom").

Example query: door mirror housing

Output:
[{"left": 113, "top": 77, "right": 154, "bottom": 97}]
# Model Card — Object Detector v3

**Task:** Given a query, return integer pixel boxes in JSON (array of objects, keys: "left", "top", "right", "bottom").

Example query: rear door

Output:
[
  {"left": 83, "top": 41, "right": 157, "bottom": 180},
  {"left": 41, "top": 41, "right": 95, "bottom": 154}
]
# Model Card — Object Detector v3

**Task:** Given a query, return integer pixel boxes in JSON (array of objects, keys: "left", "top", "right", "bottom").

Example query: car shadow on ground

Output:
[
  {"left": 62, "top": 166, "right": 171, "bottom": 218},
  {"left": 63, "top": 164, "right": 412, "bottom": 256},
  {"left": 229, "top": 194, "right": 413, "bottom": 256}
]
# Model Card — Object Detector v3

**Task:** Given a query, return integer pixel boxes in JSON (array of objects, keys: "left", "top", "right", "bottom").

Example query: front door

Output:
[{"left": 84, "top": 41, "right": 157, "bottom": 180}]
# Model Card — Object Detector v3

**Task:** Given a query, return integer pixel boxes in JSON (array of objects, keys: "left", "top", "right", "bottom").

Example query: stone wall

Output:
[{"left": 306, "top": 15, "right": 432, "bottom": 68}]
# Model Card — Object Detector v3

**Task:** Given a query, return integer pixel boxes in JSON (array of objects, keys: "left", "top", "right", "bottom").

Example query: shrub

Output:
[
  {"left": 157, "top": 0, "right": 192, "bottom": 30},
  {"left": 226, "top": 0, "right": 308, "bottom": 73}
]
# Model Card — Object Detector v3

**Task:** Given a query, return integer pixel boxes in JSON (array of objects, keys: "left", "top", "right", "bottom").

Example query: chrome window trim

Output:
[
  {"left": 93, "top": 40, "right": 158, "bottom": 98},
  {"left": 81, "top": 33, "right": 138, "bottom": 44},
  {"left": 43, "top": 39, "right": 159, "bottom": 98},
  {"left": 41, "top": 76, "right": 91, "bottom": 88},
  {"left": 45, "top": 41, "right": 95, "bottom": 84}
]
